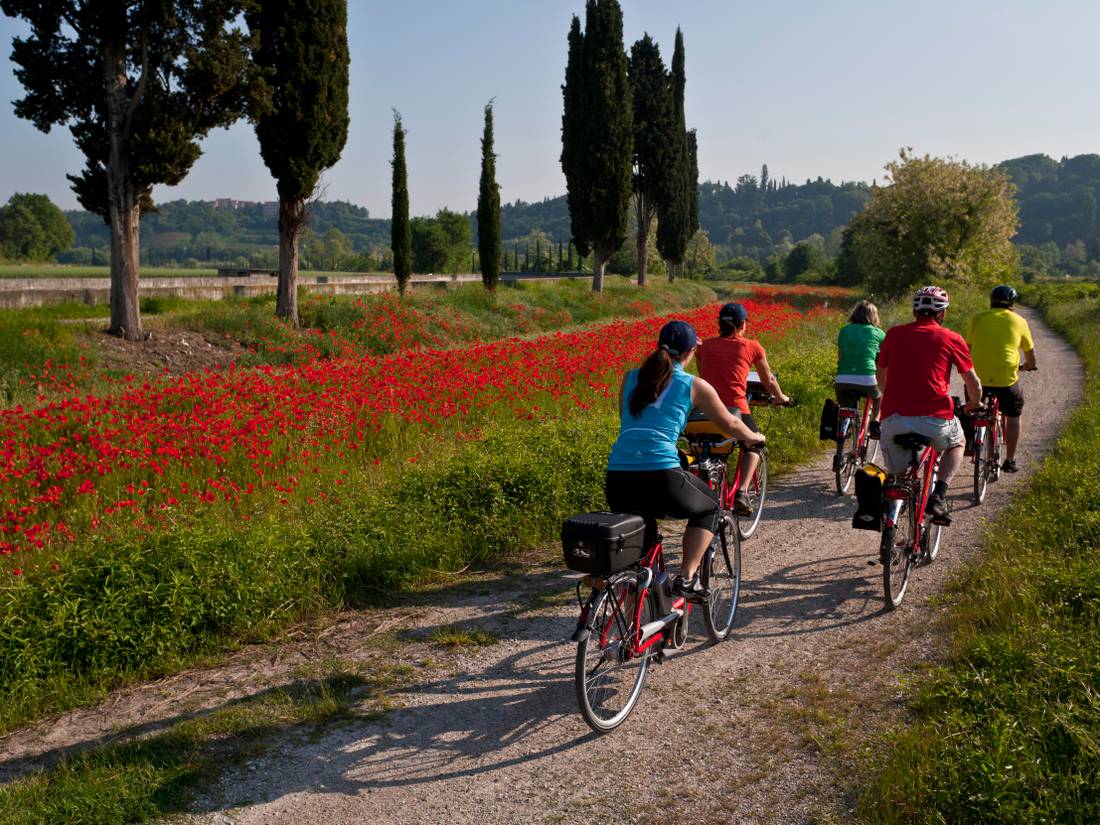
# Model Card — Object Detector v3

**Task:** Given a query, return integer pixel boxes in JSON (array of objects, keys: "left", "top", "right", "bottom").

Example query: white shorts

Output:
[{"left": 879, "top": 413, "right": 964, "bottom": 472}]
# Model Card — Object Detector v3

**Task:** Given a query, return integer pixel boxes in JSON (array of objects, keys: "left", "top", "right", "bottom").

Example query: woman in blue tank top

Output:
[{"left": 606, "top": 321, "right": 765, "bottom": 600}]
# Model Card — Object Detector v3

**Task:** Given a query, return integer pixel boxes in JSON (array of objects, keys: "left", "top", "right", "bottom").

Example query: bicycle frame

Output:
[
  {"left": 972, "top": 394, "right": 1003, "bottom": 465},
  {"left": 882, "top": 443, "right": 939, "bottom": 548},
  {"left": 838, "top": 395, "right": 872, "bottom": 454},
  {"left": 574, "top": 538, "right": 687, "bottom": 659}
]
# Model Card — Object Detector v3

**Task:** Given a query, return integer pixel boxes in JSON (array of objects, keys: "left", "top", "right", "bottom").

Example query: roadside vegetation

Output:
[{"left": 859, "top": 280, "right": 1100, "bottom": 823}]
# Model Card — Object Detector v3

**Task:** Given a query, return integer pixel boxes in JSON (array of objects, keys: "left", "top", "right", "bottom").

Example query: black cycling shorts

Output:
[
  {"left": 605, "top": 468, "right": 720, "bottom": 536},
  {"left": 835, "top": 381, "right": 881, "bottom": 404},
  {"left": 983, "top": 383, "right": 1024, "bottom": 417}
]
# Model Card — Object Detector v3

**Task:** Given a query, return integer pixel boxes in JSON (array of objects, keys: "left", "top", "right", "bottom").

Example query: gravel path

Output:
[{"left": 0, "top": 308, "right": 1080, "bottom": 824}]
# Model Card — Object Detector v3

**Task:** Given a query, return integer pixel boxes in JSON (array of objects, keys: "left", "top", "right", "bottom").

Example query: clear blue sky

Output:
[{"left": 2, "top": 1, "right": 1098, "bottom": 218}]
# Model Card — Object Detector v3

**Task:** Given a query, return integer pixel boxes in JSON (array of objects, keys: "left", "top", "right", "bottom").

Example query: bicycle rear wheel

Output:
[
  {"left": 703, "top": 512, "right": 741, "bottom": 643},
  {"left": 973, "top": 425, "right": 990, "bottom": 504},
  {"left": 835, "top": 428, "right": 857, "bottom": 495},
  {"left": 575, "top": 574, "right": 652, "bottom": 733},
  {"left": 862, "top": 435, "right": 880, "bottom": 466},
  {"left": 881, "top": 499, "right": 915, "bottom": 610},
  {"left": 737, "top": 450, "right": 768, "bottom": 540},
  {"left": 991, "top": 419, "right": 1004, "bottom": 481}
]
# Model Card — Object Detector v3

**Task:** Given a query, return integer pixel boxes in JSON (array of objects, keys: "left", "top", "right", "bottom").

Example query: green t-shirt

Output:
[{"left": 837, "top": 322, "right": 885, "bottom": 376}]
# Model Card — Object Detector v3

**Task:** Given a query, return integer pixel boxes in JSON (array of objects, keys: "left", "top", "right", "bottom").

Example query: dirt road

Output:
[{"left": 0, "top": 308, "right": 1081, "bottom": 824}]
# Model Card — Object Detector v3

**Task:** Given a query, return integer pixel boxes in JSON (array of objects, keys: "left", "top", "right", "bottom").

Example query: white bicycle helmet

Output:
[{"left": 912, "top": 285, "right": 950, "bottom": 313}]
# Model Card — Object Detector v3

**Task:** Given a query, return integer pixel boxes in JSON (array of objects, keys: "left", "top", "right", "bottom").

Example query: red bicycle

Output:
[
  {"left": 834, "top": 394, "right": 880, "bottom": 496},
  {"left": 562, "top": 510, "right": 738, "bottom": 733},
  {"left": 880, "top": 433, "right": 944, "bottom": 610},
  {"left": 971, "top": 392, "right": 1004, "bottom": 504}
]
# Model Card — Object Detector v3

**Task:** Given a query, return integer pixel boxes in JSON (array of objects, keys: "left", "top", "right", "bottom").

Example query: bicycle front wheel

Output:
[
  {"left": 881, "top": 500, "right": 915, "bottom": 610},
  {"left": 703, "top": 512, "right": 741, "bottom": 643},
  {"left": 575, "top": 574, "right": 652, "bottom": 733},
  {"left": 835, "top": 429, "right": 857, "bottom": 495},
  {"left": 737, "top": 450, "right": 768, "bottom": 540}
]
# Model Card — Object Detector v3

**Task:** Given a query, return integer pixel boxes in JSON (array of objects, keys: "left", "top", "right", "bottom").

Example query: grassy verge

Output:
[{"left": 858, "top": 280, "right": 1100, "bottom": 823}]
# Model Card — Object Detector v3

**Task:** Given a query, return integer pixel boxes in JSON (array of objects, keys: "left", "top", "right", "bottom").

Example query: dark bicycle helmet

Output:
[{"left": 990, "top": 284, "right": 1018, "bottom": 307}]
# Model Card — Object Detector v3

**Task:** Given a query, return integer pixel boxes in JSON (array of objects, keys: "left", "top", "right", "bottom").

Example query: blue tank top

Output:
[{"left": 607, "top": 363, "right": 695, "bottom": 471}]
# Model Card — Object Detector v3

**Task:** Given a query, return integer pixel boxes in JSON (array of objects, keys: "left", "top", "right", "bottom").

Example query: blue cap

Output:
[
  {"left": 719, "top": 302, "right": 748, "bottom": 324},
  {"left": 658, "top": 320, "right": 697, "bottom": 356}
]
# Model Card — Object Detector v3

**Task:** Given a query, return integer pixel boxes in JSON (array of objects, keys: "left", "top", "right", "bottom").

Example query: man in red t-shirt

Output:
[
  {"left": 876, "top": 286, "right": 982, "bottom": 524},
  {"left": 696, "top": 302, "right": 789, "bottom": 515}
]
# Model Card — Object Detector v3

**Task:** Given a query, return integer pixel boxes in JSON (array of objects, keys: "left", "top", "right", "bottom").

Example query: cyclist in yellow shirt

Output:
[{"left": 965, "top": 284, "right": 1037, "bottom": 473}]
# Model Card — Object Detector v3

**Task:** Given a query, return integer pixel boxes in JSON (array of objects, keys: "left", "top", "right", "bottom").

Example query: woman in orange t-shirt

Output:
[{"left": 696, "top": 302, "right": 788, "bottom": 514}]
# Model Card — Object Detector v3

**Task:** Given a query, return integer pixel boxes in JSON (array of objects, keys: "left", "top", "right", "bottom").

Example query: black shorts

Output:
[
  {"left": 606, "top": 468, "right": 720, "bottom": 536},
  {"left": 835, "top": 382, "right": 881, "bottom": 404},
  {"left": 983, "top": 383, "right": 1024, "bottom": 417}
]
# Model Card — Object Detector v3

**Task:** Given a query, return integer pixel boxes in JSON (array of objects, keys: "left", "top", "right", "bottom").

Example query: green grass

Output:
[
  {"left": 858, "top": 281, "right": 1100, "bottom": 824},
  {"left": 0, "top": 669, "right": 396, "bottom": 825},
  {"left": 428, "top": 624, "right": 499, "bottom": 648}
]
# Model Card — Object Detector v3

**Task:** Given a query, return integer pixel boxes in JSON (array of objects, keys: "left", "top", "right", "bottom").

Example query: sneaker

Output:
[
  {"left": 732, "top": 491, "right": 753, "bottom": 516},
  {"left": 927, "top": 492, "right": 952, "bottom": 526},
  {"left": 673, "top": 575, "right": 709, "bottom": 603},
  {"left": 868, "top": 420, "right": 881, "bottom": 440},
  {"left": 1001, "top": 459, "right": 1018, "bottom": 473}
]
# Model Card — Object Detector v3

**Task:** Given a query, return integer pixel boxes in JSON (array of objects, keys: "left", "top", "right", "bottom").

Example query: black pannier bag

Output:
[
  {"left": 562, "top": 512, "right": 647, "bottom": 575},
  {"left": 852, "top": 464, "right": 886, "bottom": 531},
  {"left": 819, "top": 398, "right": 840, "bottom": 441}
]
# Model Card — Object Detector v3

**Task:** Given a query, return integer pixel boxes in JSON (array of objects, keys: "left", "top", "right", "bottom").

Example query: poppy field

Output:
[{"left": 0, "top": 281, "right": 845, "bottom": 728}]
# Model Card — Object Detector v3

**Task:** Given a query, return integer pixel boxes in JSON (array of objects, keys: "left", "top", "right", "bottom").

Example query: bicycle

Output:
[
  {"left": 834, "top": 393, "right": 880, "bottom": 495},
  {"left": 970, "top": 392, "right": 1003, "bottom": 504},
  {"left": 683, "top": 372, "right": 787, "bottom": 541},
  {"left": 879, "top": 433, "right": 944, "bottom": 610},
  {"left": 563, "top": 509, "right": 739, "bottom": 733}
]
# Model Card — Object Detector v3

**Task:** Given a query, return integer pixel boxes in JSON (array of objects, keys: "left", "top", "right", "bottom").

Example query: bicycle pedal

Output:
[
  {"left": 653, "top": 650, "right": 666, "bottom": 664},
  {"left": 930, "top": 514, "right": 952, "bottom": 526}
]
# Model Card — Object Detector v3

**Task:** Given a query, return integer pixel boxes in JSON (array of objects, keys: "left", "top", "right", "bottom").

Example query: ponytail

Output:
[{"left": 629, "top": 349, "right": 675, "bottom": 417}]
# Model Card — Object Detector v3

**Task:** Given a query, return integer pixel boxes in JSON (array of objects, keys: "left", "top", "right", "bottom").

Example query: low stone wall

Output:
[{"left": 0, "top": 271, "right": 593, "bottom": 308}]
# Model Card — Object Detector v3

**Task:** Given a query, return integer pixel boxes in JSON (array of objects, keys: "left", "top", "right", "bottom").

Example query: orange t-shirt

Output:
[{"left": 696, "top": 334, "right": 765, "bottom": 413}]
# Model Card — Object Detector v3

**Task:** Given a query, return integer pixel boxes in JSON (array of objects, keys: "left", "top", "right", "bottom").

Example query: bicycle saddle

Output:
[{"left": 893, "top": 432, "right": 932, "bottom": 450}]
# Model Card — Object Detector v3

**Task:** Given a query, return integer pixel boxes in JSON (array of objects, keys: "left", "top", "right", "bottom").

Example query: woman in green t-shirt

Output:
[{"left": 836, "top": 300, "right": 885, "bottom": 435}]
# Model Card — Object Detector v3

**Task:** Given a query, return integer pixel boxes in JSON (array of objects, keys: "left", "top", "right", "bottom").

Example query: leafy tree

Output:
[
  {"left": 627, "top": 34, "right": 676, "bottom": 287},
  {"left": 477, "top": 101, "right": 501, "bottom": 290},
  {"left": 656, "top": 27, "right": 690, "bottom": 281},
  {"left": 560, "top": 0, "right": 633, "bottom": 292},
  {"left": 849, "top": 149, "right": 1020, "bottom": 294},
  {"left": 247, "top": 0, "right": 350, "bottom": 326},
  {"left": 783, "top": 240, "right": 827, "bottom": 281},
  {"left": 2, "top": 0, "right": 253, "bottom": 339},
  {"left": 684, "top": 229, "right": 715, "bottom": 278},
  {"left": 0, "top": 193, "right": 74, "bottom": 260},
  {"left": 411, "top": 209, "right": 470, "bottom": 274},
  {"left": 391, "top": 111, "right": 411, "bottom": 293}
]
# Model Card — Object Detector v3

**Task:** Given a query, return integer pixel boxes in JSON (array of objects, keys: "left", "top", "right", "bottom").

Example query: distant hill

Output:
[{"left": 60, "top": 154, "right": 1100, "bottom": 273}]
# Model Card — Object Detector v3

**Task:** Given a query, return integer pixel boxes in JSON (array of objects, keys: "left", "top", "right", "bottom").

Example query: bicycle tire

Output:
[
  {"left": 835, "top": 428, "right": 858, "bottom": 495},
  {"left": 923, "top": 519, "right": 942, "bottom": 564},
  {"left": 991, "top": 418, "right": 1004, "bottom": 481},
  {"left": 973, "top": 425, "right": 990, "bottom": 504},
  {"left": 737, "top": 450, "right": 768, "bottom": 540},
  {"left": 863, "top": 436, "right": 880, "bottom": 466},
  {"left": 575, "top": 574, "right": 652, "bottom": 733},
  {"left": 881, "top": 499, "right": 914, "bottom": 610},
  {"left": 703, "top": 512, "right": 741, "bottom": 643}
]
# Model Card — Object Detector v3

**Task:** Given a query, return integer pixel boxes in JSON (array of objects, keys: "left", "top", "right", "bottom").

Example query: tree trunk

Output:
[
  {"left": 277, "top": 197, "right": 305, "bottom": 326},
  {"left": 103, "top": 40, "right": 142, "bottom": 341},
  {"left": 591, "top": 248, "right": 606, "bottom": 293},
  {"left": 667, "top": 259, "right": 677, "bottom": 284},
  {"left": 634, "top": 194, "right": 649, "bottom": 287}
]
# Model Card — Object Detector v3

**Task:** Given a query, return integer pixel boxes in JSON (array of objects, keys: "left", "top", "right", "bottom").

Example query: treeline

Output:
[{"left": 998, "top": 153, "right": 1100, "bottom": 276}]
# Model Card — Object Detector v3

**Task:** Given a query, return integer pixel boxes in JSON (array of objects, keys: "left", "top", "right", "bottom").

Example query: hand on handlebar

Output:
[
  {"left": 963, "top": 398, "right": 982, "bottom": 413},
  {"left": 1020, "top": 364, "right": 1038, "bottom": 372},
  {"left": 773, "top": 392, "right": 791, "bottom": 407},
  {"left": 748, "top": 432, "right": 766, "bottom": 447}
]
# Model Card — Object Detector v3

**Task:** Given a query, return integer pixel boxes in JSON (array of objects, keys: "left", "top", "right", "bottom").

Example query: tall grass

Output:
[{"left": 858, "top": 281, "right": 1100, "bottom": 823}]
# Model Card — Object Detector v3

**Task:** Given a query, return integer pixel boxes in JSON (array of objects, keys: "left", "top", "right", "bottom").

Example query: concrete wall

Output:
[{"left": 0, "top": 272, "right": 592, "bottom": 309}]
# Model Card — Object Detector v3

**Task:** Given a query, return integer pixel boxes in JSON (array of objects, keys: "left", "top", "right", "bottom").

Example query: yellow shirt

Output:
[{"left": 966, "top": 308, "right": 1034, "bottom": 387}]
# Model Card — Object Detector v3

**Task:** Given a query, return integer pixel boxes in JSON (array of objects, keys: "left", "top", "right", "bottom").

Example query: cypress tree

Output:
[
  {"left": 535, "top": 238, "right": 542, "bottom": 271},
  {"left": 558, "top": 238, "right": 564, "bottom": 271},
  {"left": 657, "top": 27, "right": 690, "bottom": 282},
  {"left": 560, "top": 0, "right": 633, "bottom": 293},
  {"left": 687, "top": 128, "right": 700, "bottom": 240},
  {"left": 628, "top": 34, "right": 676, "bottom": 287},
  {"left": 477, "top": 100, "right": 501, "bottom": 290},
  {"left": 248, "top": 0, "right": 350, "bottom": 327},
  {"left": 391, "top": 111, "right": 411, "bottom": 294}
]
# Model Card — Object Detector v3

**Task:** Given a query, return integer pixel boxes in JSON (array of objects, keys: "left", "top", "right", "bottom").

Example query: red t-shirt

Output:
[
  {"left": 696, "top": 334, "right": 765, "bottom": 413},
  {"left": 877, "top": 317, "right": 973, "bottom": 419}
]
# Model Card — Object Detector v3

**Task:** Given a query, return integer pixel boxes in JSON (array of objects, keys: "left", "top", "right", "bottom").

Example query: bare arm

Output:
[
  {"left": 754, "top": 354, "right": 790, "bottom": 405},
  {"left": 692, "top": 378, "right": 765, "bottom": 445},
  {"left": 1021, "top": 348, "right": 1037, "bottom": 370},
  {"left": 962, "top": 368, "right": 982, "bottom": 411}
]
